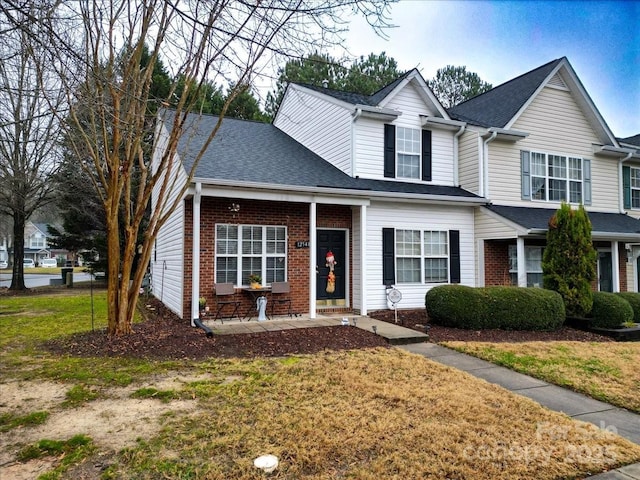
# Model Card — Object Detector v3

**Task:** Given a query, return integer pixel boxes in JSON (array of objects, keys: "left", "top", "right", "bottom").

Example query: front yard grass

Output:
[
  {"left": 1, "top": 291, "right": 640, "bottom": 479},
  {"left": 443, "top": 341, "right": 640, "bottom": 413}
]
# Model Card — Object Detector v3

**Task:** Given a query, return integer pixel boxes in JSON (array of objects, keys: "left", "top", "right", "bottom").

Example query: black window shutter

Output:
[
  {"left": 449, "top": 230, "right": 461, "bottom": 283},
  {"left": 422, "top": 129, "right": 432, "bottom": 181},
  {"left": 382, "top": 228, "right": 395, "bottom": 285},
  {"left": 384, "top": 124, "right": 396, "bottom": 178},
  {"left": 623, "top": 166, "right": 631, "bottom": 209}
]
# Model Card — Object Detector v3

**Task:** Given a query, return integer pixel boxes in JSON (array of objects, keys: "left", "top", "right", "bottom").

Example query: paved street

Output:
[{"left": 0, "top": 272, "right": 92, "bottom": 288}]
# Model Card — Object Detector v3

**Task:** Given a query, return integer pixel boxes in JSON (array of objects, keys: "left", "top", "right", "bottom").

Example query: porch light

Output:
[{"left": 229, "top": 203, "right": 240, "bottom": 213}]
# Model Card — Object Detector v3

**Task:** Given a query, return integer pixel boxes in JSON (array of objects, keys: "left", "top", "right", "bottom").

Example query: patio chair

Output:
[
  {"left": 270, "top": 281, "right": 293, "bottom": 318},
  {"left": 213, "top": 283, "right": 241, "bottom": 323}
]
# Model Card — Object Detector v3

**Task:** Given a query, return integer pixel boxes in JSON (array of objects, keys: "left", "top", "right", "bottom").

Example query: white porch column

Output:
[
  {"left": 191, "top": 183, "right": 202, "bottom": 326},
  {"left": 612, "top": 241, "right": 620, "bottom": 292},
  {"left": 359, "top": 204, "right": 367, "bottom": 316},
  {"left": 309, "top": 201, "right": 317, "bottom": 319},
  {"left": 517, "top": 237, "right": 527, "bottom": 287}
]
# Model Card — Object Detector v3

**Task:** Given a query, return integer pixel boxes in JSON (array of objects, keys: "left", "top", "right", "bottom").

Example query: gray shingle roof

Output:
[
  {"left": 619, "top": 134, "right": 640, "bottom": 147},
  {"left": 448, "top": 58, "right": 564, "bottom": 128},
  {"left": 486, "top": 204, "right": 640, "bottom": 235},
  {"left": 294, "top": 69, "right": 416, "bottom": 107},
  {"left": 165, "top": 110, "right": 480, "bottom": 199}
]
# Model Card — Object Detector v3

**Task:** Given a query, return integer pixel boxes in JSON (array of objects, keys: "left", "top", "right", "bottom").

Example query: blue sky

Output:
[{"left": 330, "top": 0, "right": 639, "bottom": 138}]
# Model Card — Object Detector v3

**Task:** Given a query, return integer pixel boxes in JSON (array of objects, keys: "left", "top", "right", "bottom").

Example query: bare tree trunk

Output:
[{"left": 9, "top": 210, "right": 26, "bottom": 290}]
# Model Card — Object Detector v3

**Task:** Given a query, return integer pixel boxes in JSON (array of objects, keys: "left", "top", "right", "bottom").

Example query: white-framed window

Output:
[
  {"left": 31, "top": 233, "right": 44, "bottom": 249},
  {"left": 396, "top": 229, "right": 449, "bottom": 283},
  {"left": 508, "top": 245, "right": 544, "bottom": 287},
  {"left": 530, "top": 151, "right": 583, "bottom": 203},
  {"left": 631, "top": 167, "right": 640, "bottom": 209},
  {"left": 396, "top": 127, "right": 420, "bottom": 179},
  {"left": 215, "top": 224, "right": 286, "bottom": 285}
]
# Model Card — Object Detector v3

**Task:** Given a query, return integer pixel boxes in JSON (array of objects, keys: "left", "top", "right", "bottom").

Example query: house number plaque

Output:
[{"left": 295, "top": 241, "right": 310, "bottom": 248}]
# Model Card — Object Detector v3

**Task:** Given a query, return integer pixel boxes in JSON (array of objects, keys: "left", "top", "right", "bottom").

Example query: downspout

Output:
[
  {"left": 453, "top": 123, "right": 465, "bottom": 186},
  {"left": 619, "top": 152, "right": 632, "bottom": 213},
  {"left": 191, "top": 182, "right": 201, "bottom": 327},
  {"left": 352, "top": 108, "right": 362, "bottom": 177},
  {"left": 482, "top": 131, "right": 498, "bottom": 199}
]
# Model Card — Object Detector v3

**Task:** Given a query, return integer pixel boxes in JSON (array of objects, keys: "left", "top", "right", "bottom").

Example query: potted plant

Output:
[
  {"left": 199, "top": 297, "right": 207, "bottom": 311},
  {"left": 248, "top": 273, "right": 262, "bottom": 289}
]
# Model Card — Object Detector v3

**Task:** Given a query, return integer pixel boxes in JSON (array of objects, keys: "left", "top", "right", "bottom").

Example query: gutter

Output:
[{"left": 192, "top": 177, "right": 488, "bottom": 206}]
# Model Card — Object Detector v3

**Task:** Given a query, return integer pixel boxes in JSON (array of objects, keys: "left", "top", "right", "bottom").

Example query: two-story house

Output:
[
  {"left": 152, "top": 69, "right": 485, "bottom": 322},
  {"left": 448, "top": 57, "right": 640, "bottom": 293},
  {"left": 152, "top": 58, "right": 640, "bottom": 323}
]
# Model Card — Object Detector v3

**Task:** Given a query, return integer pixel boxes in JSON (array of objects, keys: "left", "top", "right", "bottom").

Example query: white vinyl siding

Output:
[
  {"left": 151, "top": 124, "right": 188, "bottom": 318},
  {"left": 353, "top": 82, "right": 455, "bottom": 185},
  {"left": 365, "top": 202, "right": 475, "bottom": 310},
  {"left": 274, "top": 87, "right": 352, "bottom": 174},
  {"left": 488, "top": 86, "right": 618, "bottom": 210},
  {"left": 458, "top": 130, "right": 480, "bottom": 194}
]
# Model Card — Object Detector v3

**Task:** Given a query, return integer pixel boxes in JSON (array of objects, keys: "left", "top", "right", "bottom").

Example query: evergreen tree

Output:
[{"left": 542, "top": 203, "right": 597, "bottom": 317}]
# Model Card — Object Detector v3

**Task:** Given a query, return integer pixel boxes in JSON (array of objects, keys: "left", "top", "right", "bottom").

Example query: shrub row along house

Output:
[{"left": 151, "top": 57, "right": 640, "bottom": 322}]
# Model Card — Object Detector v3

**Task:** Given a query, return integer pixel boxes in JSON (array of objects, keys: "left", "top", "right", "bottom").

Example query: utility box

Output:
[{"left": 61, "top": 267, "right": 73, "bottom": 286}]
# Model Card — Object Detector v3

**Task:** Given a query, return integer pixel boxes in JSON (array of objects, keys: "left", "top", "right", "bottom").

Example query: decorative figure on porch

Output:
[{"left": 326, "top": 250, "right": 336, "bottom": 294}]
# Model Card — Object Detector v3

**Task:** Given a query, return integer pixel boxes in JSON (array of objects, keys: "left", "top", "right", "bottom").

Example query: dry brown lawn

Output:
[
  {"left": 443, "top": 341, "right": 640, "bottom": 413},
  {"left": 92, "top": 349, "right": 640, "bottom": 479}
]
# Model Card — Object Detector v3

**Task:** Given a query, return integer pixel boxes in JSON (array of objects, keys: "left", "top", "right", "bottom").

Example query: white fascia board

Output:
[
  {"left": 353, "top": 104, "right": 401, "bottom": 121},
  {"left": 191, "top": 178, "right": 487, "bottom": 207},
  {"left": 592, "top": 232, "right": 640, "bottom": 242},
  {"left": 593, "top": 145, "right": 639, "bottom": 159},
  {"left": 484, "top": 127, "right": 529, "bottom": 142},
  {"left": 420, "top": 115, "right": 466, "bottom": 131},
  {"left": 479, "top": 206, "right": 531, "bottom": 236},
  {"left": 287, "top": 83, "right": 356, "bottom": 111}
]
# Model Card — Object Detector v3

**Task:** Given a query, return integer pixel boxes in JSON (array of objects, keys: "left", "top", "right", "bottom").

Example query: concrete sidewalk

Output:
[{"left": 400, "top": 342, "right": 640, "bottom": 479}]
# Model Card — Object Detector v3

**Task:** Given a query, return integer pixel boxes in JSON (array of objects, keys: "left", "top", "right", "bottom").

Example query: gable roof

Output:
[
  {"left": 486, "top": 204, "right": 640, "bottom": 238},
  {"left": 619, "top": 134, "right": 640, "bottom": 148},
  {"left": 448, "top": 57, "right": 618, "bottom": 146},
  {"left": 289, "top": 69, "right": 448, "bottom": 118},
  {"left": 448, "top": 59, "right": 563, "bottom": 128},
  {"left": 165, "top": 111, "right": 482, "bottom": 201}
]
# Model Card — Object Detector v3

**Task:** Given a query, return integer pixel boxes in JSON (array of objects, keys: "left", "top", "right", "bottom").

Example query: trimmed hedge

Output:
[
  {"left": 591, "top": 292, "right": 633, "bottom": 328},
  {"left": 425, "top": 285, "right": 565, "bottom": 331},
  {"left": 614, "top": 292, "right": 640, "bottom": 323}
]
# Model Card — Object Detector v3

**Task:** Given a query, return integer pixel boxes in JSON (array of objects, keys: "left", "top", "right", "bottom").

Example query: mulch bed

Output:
[{"left": 43, "top": 298, "right": 612, "bottom": 361}]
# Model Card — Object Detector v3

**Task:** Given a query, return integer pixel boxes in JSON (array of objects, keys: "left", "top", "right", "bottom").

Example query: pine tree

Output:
[{"left": 542, "top": 203, "right": 597, "bottom": 317}]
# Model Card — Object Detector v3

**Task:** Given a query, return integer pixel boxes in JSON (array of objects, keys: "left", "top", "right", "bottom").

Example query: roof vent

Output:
[
  {"left": 322, "top": 79, "right": 328, "bottom": 88},
  {"left": 547, "top": 73, "right": 568, "bottom": 90}
]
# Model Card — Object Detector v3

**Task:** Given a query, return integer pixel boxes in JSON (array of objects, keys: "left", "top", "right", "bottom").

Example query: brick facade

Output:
[
  {"left": 182, "top": 197, "right": 352, "bottom": 320},
  {"left": 484, "top": 239, "right": 628, "bottom": 291}
]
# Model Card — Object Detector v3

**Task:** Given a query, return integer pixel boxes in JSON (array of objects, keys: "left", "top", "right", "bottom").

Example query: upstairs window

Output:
[
  {"left": 384, "top": 124, "right": 432, "bottom": 181},
  {"left": 31, "top": 233, "right": 44, "bottom": 249},
  {"left": 396, "top": 127, "right": 421, "bottom": 179},
  {"left": 630, "top": 167, "right": 640, "bottom": 209},
  {"left": 522, "top": 150, "right": 590, "bottom": 205}
]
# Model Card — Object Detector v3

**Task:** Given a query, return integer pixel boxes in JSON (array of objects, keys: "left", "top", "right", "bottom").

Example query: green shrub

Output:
[
  {"left": 425, "top": 285, "right": 565, "bottom": 330},
  {"left": 591, "top": 292, "right": 633, "bottom": 328},
  {"left": 615, "top": 292, "right": 640, "bottom": 323}
]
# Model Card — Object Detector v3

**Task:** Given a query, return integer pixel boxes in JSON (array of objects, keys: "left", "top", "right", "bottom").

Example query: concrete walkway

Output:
[{"left": 206, "top": 314, "right": 640, "bottom": 478}]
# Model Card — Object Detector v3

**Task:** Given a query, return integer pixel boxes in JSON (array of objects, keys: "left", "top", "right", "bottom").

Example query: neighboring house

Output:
[
  {"left": 448, "top": 57, "right": 640, "bottom": 293},
  {"left": 152, "top": 69, "right": 485, "bottom": 321},
  {"left": 23, "top": 222, "right": 69, "bottom": 266},
  {"left": 152, "top": 57, "right": 640, "bottom": 322}
]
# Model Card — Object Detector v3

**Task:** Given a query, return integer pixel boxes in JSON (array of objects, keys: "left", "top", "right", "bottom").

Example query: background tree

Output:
[
  {"left": 542, "top": 203, "right": 597, "bottom": 317},
  {"left": 0, "top": 6, "right": 65, "bottom": 290},
  {"left": 344, "top": 52, "right": 403, "bottom": 95},
  {"left": 3, "top": 0, "right": 392, "bottom": 335},
  {"left": 427, "top": 65, "right": 493, "bottom": 108}
]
